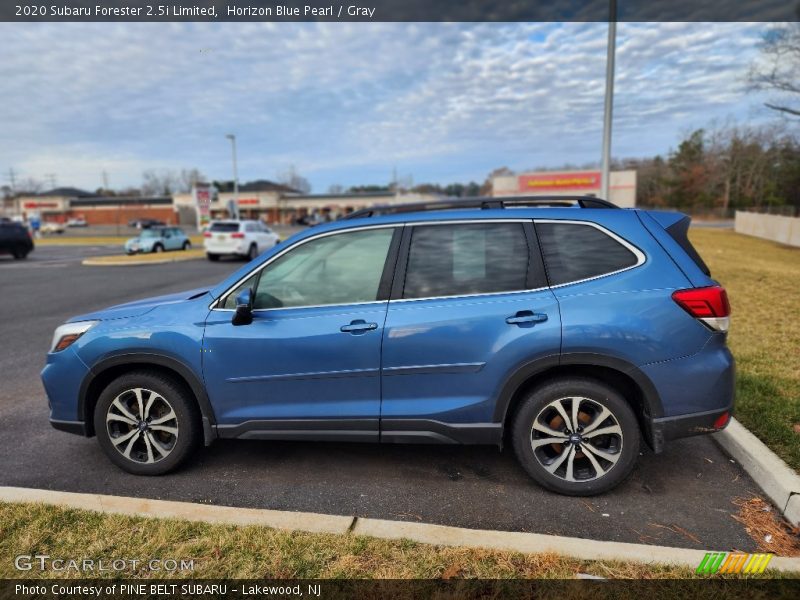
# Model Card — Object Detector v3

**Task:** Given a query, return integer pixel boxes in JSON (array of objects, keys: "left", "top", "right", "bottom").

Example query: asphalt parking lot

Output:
[{"left": 0, "top": 245, "right": 764, "bottom": 551}]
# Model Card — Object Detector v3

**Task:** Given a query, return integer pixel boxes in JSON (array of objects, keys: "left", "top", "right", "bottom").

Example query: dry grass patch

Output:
[{"left": 0, "top": 502, "right": 722, "bottom": 580}]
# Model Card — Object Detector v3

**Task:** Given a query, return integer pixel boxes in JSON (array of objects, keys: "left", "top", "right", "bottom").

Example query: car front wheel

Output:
[
  {"left": 93, "top": 371, "right": 200, "bottom": 475},
  {"left": 511, "top": 378, "right": 640, "bottom": 496}
]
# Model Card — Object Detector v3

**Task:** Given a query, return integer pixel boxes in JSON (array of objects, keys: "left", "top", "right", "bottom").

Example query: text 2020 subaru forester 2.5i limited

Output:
[{"left": 42, "top": 197, "right": 733, "bottom": 495}]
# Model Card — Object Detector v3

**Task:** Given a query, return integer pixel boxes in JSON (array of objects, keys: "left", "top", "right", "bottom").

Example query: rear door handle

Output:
[
  {"left": 340, "top": 319, "right": 378, "bottom": 334},
  {"left": 506, "top": 311, "right": 548, "bottom": 325}
]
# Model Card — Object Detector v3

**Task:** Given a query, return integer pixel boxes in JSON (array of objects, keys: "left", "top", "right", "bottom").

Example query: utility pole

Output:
[
  {"left": 45, "top": 173, "right": 57, "bottom": 189},
  {"left": 600, "top": 0, "right": 617, "bottom": 201},
  {"left": 5, "top": 167, "right": 17, "bottom": 192},
  {"left": 102, "top": 170, "right": 109, "bottom": 192},
  {"left": 225, "top": 134, "right": 239, "bottom": 219}
]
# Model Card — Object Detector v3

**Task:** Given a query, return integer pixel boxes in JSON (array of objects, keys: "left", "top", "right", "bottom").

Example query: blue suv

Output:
[{"left": 42, "top": 197, "right": 733, "bottom": 495}]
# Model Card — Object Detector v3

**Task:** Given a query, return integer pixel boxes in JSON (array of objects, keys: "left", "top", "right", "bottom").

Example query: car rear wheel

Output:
[
  {"left": 511, "top": 378, "right": 640, "bottom": 496},
  {"left": 206, "top": 253, "right": 220, "bottom": 261},
  {"left": 153, "top": 244, "right": 164, "bottom": 253},
  {"left": 93, "top": 371, "right": 200, "bottom": 475},
  {"left": 182, "top": 241, "right": 191, "bottom": 250},
  {"left": 12, "top": 246, "right": 28, "bottom": 259},
  {"left": 247, "top": 244, "right": 258, "bottom": 260}
]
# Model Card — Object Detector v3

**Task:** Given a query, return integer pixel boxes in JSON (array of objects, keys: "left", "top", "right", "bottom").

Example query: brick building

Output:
[{"left": 14, "top": 188, "right": 175, "bottom": 226}]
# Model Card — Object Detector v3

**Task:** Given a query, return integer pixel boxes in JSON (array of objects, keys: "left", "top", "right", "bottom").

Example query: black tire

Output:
[
  {"left": 247, "top": 244, "right": 258, "bottom": 261},
  {"left": 93, "top": 370, "right": 201, "bottom": 475},
  {"left": 12, "top": 246, "right": 28, "bottom": 260},
  {"left": 206, "top": 253, "right": 220, "bottom": 262},
  {"left": 182, "top": 241, "right": 191, "bottom": 250},
  {"left": 153, "top": 244, "right": 164, "bottom": 253},
  {"left": 511, "top": 377, "right": 640, "bottom": 496}
]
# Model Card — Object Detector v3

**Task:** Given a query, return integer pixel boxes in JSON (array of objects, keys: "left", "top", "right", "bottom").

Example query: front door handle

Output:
[
  {"left": 340, "top": 319, "right": 378, "bottom": 334},
  {"left": 506, "top": 311, "right": 548, "bottom": 325}
]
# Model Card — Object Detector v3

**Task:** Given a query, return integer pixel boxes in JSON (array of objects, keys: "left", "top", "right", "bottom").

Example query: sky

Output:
[{"left": 0, "top": 21, "right": 782, "bottom": 193}]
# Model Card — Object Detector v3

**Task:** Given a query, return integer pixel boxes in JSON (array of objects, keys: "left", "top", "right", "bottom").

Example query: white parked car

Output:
[
  {"left": 203, "top": 220, "right": 280, "bottom": 261},
  {"left": 40, "top": 222, "right": 65, "bottom": 234},
  {"left": 67, "top": 217, "right": 88, "bottom": 227}
]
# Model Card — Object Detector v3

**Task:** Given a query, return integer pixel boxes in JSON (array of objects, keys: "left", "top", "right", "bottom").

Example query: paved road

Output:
[{"left": 0, "top": 247, "right": 762, "bottom": 551}]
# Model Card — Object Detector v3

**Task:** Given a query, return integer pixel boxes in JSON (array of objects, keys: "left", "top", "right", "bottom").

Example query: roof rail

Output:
[{"left": 341, "top": 195, "right": 619, "bottom": 220}]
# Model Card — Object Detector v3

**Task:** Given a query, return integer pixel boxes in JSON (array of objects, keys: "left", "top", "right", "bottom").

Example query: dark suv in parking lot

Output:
[
  {"left": 0, "top": 220, "right": 34, "bottom": 259},
  {"left": 42, "top": 197, "right": 733, "bottom": 495}
]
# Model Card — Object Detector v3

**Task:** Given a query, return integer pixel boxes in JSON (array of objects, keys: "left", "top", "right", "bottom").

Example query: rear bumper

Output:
[
  {"left": 639, "top": 335, "right": 735, "bottom": 452},
  {"left": 649, "top": 403, "right": 733, "bottom": 452},
  {"left": 204, "top": 241, "right": 247, "bottom": 255},
  {"left": 50, "top": 418, "right": 88, "bottom": 436}
]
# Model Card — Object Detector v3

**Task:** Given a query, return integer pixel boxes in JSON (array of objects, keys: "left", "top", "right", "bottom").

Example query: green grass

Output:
[
  {"left": 0, "top": 502, "right": 744, "bottom": 580},
  {"left": 690, "top": 229, "right": 800, "bottom": 470}
]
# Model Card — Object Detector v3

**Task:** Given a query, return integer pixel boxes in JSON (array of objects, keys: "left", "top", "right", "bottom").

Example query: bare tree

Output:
[
  {"left": 180, "top": 168, "right": 206, "bottom": 192},
  {"left": 327, "top": 184, "right": 345, "bottom": 194},
  {"left": 142, "top": 168, "right": 205, "bottom": 195},
  {"left": 277, "top": 165, "right": 311, "bottom": 194},
  {"left": 15, "top": 177, "right": 44, "bottom": 195},
  {"left": 748, "top": 23, "right": 800, "bottom": 118}
]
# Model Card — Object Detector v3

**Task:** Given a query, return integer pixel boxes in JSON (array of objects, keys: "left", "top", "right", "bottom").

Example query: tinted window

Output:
[
  {"left": 210, "top": 222, "right": 240, "bottom": 233},
  {"left": 224, "top": 228, "right": 394, "bottom": 309},
  {"left": 403, "top": 223, "right": 529, "bottom": 299},
  {"left": 665, "top": 216, "right": 710, "bottom": 276},
  {"left": 536, "top": 222, "right": 638, "bottom": 286}
]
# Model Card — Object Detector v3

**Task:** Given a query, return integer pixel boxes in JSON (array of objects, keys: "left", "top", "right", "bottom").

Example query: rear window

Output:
[
  {"left": 210, "top": 222, "right": 240, "bottom": 233},
  {"left": 537, "top": 222, "right": 639, "bottom": 286},
  {"left": 665, "top": 216, "right": 711, "bottom": 276}
]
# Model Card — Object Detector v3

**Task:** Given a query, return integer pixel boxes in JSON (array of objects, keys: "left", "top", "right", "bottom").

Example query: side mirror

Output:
[{"left": 232, "top": 288, "right": 254, "bottom": 326}]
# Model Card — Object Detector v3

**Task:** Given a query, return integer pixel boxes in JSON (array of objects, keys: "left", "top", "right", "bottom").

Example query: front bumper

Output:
[{"left": 41, "top": 347, "right": 91, "bottom": 426}]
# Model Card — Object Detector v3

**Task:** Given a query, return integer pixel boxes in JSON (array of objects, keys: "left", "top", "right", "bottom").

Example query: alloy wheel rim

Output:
[
  {"left": 106, "top": 387, "right": 178, "bottom": 464},
  {"left": 530, "top": 396, "right": 623, "bottom": 482}
]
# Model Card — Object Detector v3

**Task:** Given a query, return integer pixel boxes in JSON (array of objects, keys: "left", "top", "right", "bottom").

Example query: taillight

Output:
[
  {"left": 713, "top": 411, "right": 731, "bottom": 430},
  {"left": 203, "top": 232, "right": 212, "bottom": 238},
  {"left": 672, "top": 285, "right": 731, "bottom": 332},
  {"left": 231, "top": 232, "right": 245, "bottom": 239}
]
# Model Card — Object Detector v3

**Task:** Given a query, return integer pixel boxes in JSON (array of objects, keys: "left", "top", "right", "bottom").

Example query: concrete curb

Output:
[
  {"left": 2, "top": 486, "right": 799, "bottom": 573},
  {"left": 352, "top": 517, "right": 800, "bottom": 572},
  {"left": 714, "top": 418, "right": 800, "bottom": 526},
  {"left": 82, "top": 252, "right": 204, "bottom": 266},
  {"left": 0, "top": 486, "right": 351, "bottom": 535}
]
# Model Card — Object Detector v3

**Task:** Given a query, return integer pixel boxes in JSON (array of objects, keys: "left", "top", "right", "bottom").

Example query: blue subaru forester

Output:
[{"left": 42, "top": 197, "right": 733, "bottom": 495}]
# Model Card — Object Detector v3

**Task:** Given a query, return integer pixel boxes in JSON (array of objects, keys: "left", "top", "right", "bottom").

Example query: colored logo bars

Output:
[{"left": 696, "top": 552, "right": 773, "bottom": 575}]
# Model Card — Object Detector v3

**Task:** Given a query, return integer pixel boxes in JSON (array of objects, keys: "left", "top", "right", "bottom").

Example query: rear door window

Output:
[
  {"left": 403, "top": 223, "right": 529, "bottom": 299},
  {"left": 536, "top": 222, "right": 639, "bottom": 286}
]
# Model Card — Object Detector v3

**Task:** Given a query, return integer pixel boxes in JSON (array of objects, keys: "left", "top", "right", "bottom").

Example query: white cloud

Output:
[{"left": 0, "top": 21, "right": 776, "bottom": 191}]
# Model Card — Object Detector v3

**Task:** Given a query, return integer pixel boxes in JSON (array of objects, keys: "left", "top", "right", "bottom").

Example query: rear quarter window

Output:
[{"left": 536, "top": 222, "right": 640, "bottom": 286}]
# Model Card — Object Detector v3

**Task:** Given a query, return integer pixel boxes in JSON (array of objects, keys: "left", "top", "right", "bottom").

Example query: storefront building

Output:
[{"left": 492, "top": 169, "right": 637, "bottom": 207}]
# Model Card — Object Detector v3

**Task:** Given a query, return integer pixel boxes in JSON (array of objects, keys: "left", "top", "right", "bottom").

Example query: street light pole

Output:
[
  {"left": 226, "top": 134, "right": 239, "bottom": 219},
  {"left": 601, "top": 0, "right": 617, "bottom": 201}
]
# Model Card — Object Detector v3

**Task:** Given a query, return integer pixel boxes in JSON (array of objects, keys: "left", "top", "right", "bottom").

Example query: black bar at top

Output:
[{"left": 1, "top": 0, "right": 797, "bottom": 23}]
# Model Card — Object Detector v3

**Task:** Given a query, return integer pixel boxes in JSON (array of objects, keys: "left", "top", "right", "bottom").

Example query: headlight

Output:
[{"left": 50, "top": 321, "right": 98, "bottom": 353}]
